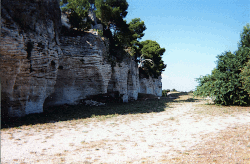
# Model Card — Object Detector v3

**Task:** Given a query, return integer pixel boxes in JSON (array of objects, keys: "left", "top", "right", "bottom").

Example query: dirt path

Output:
[{"left": 1, "top": 101, "right": 250, "bottom": 163}]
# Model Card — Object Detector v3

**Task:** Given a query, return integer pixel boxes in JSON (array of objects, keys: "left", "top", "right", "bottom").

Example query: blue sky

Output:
[{"left": 125, "top": 0, "right": 250, "bottom": 92}]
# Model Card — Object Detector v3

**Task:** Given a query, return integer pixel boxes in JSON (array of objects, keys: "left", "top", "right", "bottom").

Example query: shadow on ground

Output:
[
  {"left": 165, "top": 92, "right": 202, "bottom": 103},
  {"left": 1, "top": 92, "right": 195, "bottom": 129}
]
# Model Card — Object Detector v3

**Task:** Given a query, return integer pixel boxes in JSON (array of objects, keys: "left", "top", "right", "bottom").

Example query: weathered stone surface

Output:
[
  {"left": 61, "top": 10, "right": 99, "bottom": 30},
  {"left": 1, "top": 0, "right": 62, "bottom": 117},
  {"left": 84, "top": 100, "right": 105, "bottom": 106},
  {"left": 88, "top": 10, "right": 98, "bottom": 25},
  {"left": 107, "top": 56, "right": 139, "bottom": 102},
  {"left": 1, "top": 0, "right": 164, "bottom": 118},
  {"left": 139, "top": 76, "right": 162, "bottom": 97},
  {"left": 61, "top": 12, "right": 70, "bottom": 29},
  {"left": 44, "top": 32, "right": 112, "bottom": 106},
  {"left": 93, "top": 24, "right": 103, "bottom": 31}
]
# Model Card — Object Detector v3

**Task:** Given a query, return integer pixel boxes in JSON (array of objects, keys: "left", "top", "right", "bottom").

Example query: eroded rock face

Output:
[
  {"left": 107, "top": 56, "right": 139, "bottom": 102},
  {"left": 88, "top": 10, "right": 98, "bottom": 26},
  {"left": 139, "top": 76, "right": 162, "bottom": 97},
  {"left": 1, "top": 0, "right": 62, "bottom": 117},
  {"left": 61, "top": 12, "right": 71, "bottom": 29},
  {"left": 44, "top": 33, "right": 112, "bottom": 106},
  {"left": 1, "top": 0, "right": 163, "bottom": 118}
]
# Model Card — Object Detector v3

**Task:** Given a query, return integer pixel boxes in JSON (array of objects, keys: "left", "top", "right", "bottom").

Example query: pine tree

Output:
[
  {"left": 139, "top": 40, "right": 166, "bottom": 78},
  {"left": 60, "top": 0, "right": 91, "bottom": 31},
  {"left": 127, "top": 18, "right": 146, "bottom": 59},
  {"left": 94, "top": 0, "right": 128, "bottom": 31}
]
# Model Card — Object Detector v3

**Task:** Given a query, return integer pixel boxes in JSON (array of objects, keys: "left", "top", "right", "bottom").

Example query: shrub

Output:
[
  {"left": 171, "top": 88, "right": 177, "bottom": 92},
  {"left": 194, "top": 24, "right": 250, "bottom": 106},
  {"left": 241, "top": 58, "right": 250, "bottom": 95},
  {"left": 162, "top": 89, "right": 170, "bottom": 97},
  {"left": 60, "top": 0, "right": 91, "bottom": 31}
]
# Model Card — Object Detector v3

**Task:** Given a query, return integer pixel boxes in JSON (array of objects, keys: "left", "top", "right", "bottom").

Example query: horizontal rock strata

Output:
[
  {"left": 1, "top": 0, "right": 62, "bottom": 117},
  {"left": 139, "top": 76, "right": 162, "bottom": 97},
  {"left": 1, "top": 0, "right": 163, "bottom": 118},
  {"left": 44, "top": 33, "right": 112, "bottom": 106}
]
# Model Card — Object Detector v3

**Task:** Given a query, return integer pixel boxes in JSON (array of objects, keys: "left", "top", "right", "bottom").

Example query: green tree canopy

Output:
[
  {"left": 60, "top": 0, "right": 130, "bottom": 61},
  {"left": 60, "top": 0, "right": 91, "bottom": 30},
  {"left": 128, "top": 18, "right": 146, "bottom": 41},
  {"left": 139, "top": 40, "right": 166, "bottom": 78},
  {"left": 91, "top": 0, "right": 131, "bottom": 61},
  {"left": 59, "top": 0, "right": 166, "bottom": 79},
  {"left": 241, "top": 59, "right": 250, "bottom": 95},
  {"left": 94, "top": 0, "right": 128, "bottom": 31},
  {"left": 126, "top": 18, "right": 146, "bottom": 58},
  {"left": 194, "top": 24, "right": 250, "bottom": 106},
  {"left": 239, "top": 23, "right": 250, "bottom": 95},
  {"left": 238, "top": 23, "right": 250, "bottom": 48}
]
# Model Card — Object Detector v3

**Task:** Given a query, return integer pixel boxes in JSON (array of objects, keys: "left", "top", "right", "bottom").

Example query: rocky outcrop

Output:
[
  {"left": 61, "top": 12, "right": 71, "bottom": 29},
  {"left": 44, "top": 33, "right": 112, "bottom": 106},
  {"left": 1, "top": 0, "right": 163, "bottom": 118},
  {"left": 139, "top": 76, "right": 162, "bottom": 97},
  {"left": 1, "top": 0, "right": 62, "bottom": 117},
  {"left": 88, "top": 10, "right": 98, "bottom": 26},
  {"left": 107, "top": 56, "right": 139, "bottom": 102},
  {"left": 44, "top": 32, "right": 139, "bottom": 106}
]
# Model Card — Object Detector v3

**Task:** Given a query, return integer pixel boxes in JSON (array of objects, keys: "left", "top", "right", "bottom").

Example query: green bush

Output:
[
  {"left": 60, "top": 0, "right": 91, "bottom": 31},
  {"left": 162, "top": 89, "right": 170, "bottom": 97},
  {"left": 194, "top": 24, "right": 250, "bottom": 106},
  {"left": 241, "top": 59, "right": 250, "bottom": 95},
  {"left": 171, "top": 88, "right": 177, "bottom": 92}
]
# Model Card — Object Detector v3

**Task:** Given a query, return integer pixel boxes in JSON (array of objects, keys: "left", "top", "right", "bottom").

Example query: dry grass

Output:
[
  {"left": 169, "top": 92, "right": 250, "bottom": 117},
  {"left": 168, "top": 116, "right": 175, "bottom": 120},
  {"left": 194, "top": 102, "right": 250, "bottom": 116},
  {"left": 158, "top": 125, "right": 250, "bottom": 163},
  {"left": 1, "top": 92, "right": 250, "bottom": 164}
]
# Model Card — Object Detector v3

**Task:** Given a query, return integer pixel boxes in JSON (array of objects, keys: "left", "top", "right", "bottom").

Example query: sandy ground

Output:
[{"left": 1, "top": 101, "right": 250, "bottom": 164}]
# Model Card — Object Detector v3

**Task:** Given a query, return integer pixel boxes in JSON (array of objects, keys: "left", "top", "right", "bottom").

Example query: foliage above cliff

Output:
[
  {"left": 128, "top": 18, "right": 146, "bottom": 41},
  {"left": 139, "top": 40, "right": 167, "bottom": 78},
  {"left": 60, "top": 0, "right": 166, "bottom": 78},
  {"left": 126, "top": 18, "right": 146, "bottom": 58},
  {"left": 94, "top": 0, "right": 128, "bottom": 30},
  {"left": 60, "top": 0, "right": 91, "bottom": 30},
  {"left": 194, "top": 24, "right": 250, "bottom": 106}
]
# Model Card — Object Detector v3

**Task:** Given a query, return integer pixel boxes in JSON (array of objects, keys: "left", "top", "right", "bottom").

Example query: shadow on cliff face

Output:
[
  {"left": 1, "top": 92, "right": 196, "bottom": 129},
  {"left": 1, "top": 92, "right": 11, "bottom": 120},
  {"left": 2, "top": 0, "right": 61, "bottom": 33}
]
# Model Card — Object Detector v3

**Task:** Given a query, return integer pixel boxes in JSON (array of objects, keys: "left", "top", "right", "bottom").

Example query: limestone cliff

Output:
[
  {"left": 44, "top": 33, "right": 112, "bottom": 106},
  {"left": 1, "top": 0, "right": 163, "bottom": 118},
  {"left": 139, "top": 76, "right": 162, "bottom": 97},
  {"left": 107, "top": 56, "right": 140, "bottom": 102},
  {"left": 1, "top": 0, "right": 62, "bottom": 117}
]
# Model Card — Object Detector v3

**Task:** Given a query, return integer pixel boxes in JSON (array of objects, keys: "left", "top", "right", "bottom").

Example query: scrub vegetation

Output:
[{"left": 194, "top": 24, "right": 250, "bottom": 106}]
